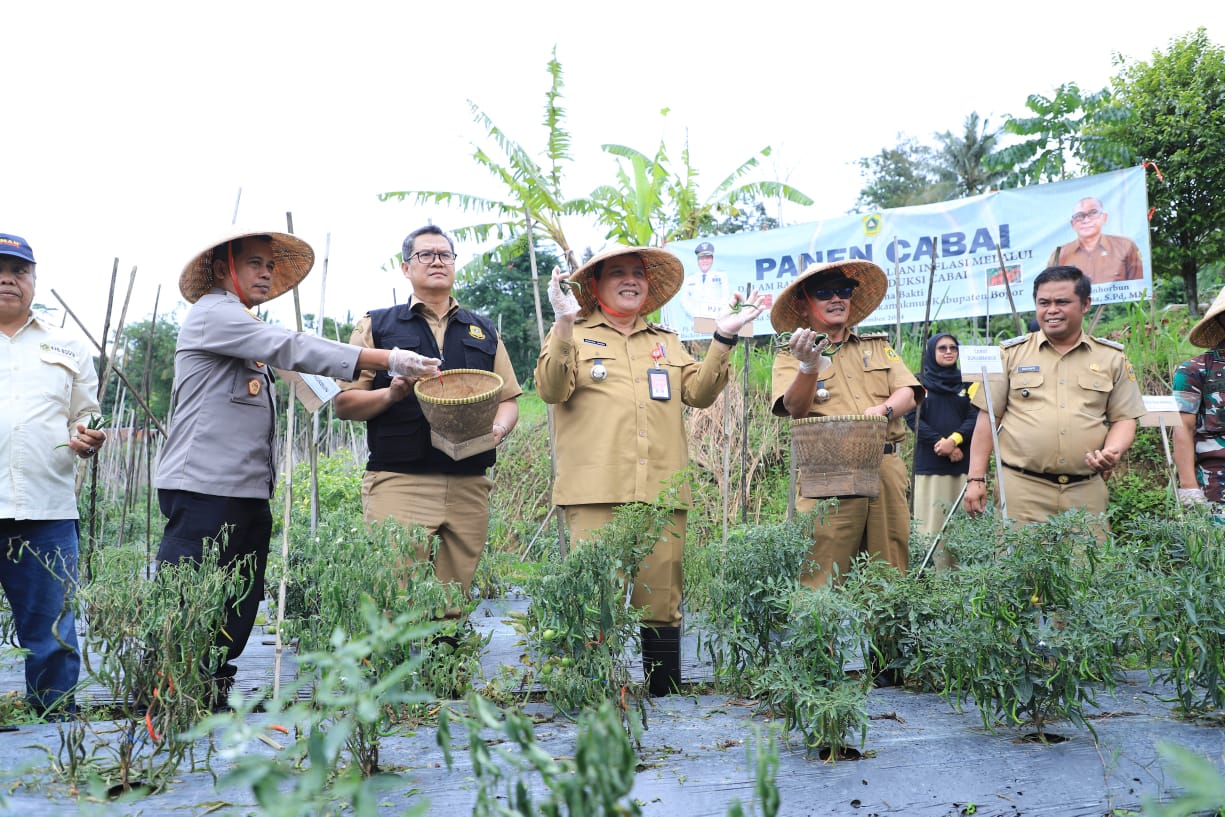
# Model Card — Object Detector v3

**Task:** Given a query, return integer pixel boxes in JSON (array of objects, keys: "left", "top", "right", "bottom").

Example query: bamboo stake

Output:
[
  {"left": 50, "top": 290, "right": 166, "bottom": 437},
  {"left": 740, "top": 287, "right": 751, "bottom": 524},
  {"left": 310, "top": 233, "right": 331, "bottom": 536},
  {"left": 919, "top": 239, "right": 939, "bottom": 354},
  {"left": 994, "top": 243, "right": 1025, "bottom": 337},
  {"left": 274, "top": 211, "right": 302, "bottom": 699},
  {"left": 525, "top": 206, "right": 566, "bottom": 556},
  {"left": 142, "top": 286, "right": 162, "bottom": 576}
]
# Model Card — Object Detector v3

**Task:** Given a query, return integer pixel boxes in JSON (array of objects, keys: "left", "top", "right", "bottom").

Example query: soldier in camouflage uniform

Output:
[{"left": 1173, "top": 284, "right": 1225, "bottom": 509}]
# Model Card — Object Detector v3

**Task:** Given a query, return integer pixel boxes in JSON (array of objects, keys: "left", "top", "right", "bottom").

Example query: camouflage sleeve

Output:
[{"left": 1172, "top": 358, "right": 1203, "bottom": 415}]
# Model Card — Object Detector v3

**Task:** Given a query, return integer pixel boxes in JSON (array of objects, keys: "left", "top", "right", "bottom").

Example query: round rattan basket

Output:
[
  {"left": 791, "top": 414, "right": 889, "bottom": 498},
  {"left": 414, "top": 369, "right": 504, "bottom": 460}
]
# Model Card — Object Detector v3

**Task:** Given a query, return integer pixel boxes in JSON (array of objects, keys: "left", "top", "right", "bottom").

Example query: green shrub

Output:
[{"left": 695, "top": 512, "right": 818, "bottom": 694}]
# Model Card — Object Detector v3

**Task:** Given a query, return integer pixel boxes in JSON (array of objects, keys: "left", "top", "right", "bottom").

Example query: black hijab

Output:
[{"left": 920, "top": 333, "right": 965, "bottom": 396}]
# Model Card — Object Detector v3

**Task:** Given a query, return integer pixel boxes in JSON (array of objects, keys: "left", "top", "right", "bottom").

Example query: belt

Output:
[
  {"left": 883, "top": 443, "right": 899, "bottom": 455},
  {"left": 1002, "top": 462, "right": 1097, "bottom": 485}
]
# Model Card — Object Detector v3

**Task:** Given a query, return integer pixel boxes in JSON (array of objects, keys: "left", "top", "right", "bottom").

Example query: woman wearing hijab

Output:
[{"left": 905, "top": 332, "right": 978, "bottom": 568}]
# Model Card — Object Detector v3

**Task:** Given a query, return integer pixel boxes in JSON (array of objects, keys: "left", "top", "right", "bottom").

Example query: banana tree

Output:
[{"left": 379, "top": 47, "right": 591, "bottom": 271}]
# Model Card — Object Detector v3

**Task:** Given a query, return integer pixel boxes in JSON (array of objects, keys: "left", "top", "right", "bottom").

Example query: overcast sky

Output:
[{"left": 5, "top": 1, "right": 1220, "bottom": 344}]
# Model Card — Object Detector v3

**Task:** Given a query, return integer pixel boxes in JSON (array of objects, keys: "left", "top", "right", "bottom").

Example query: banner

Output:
[{"left": 660, "top": 167, "right": 1152, "bottom": 339}]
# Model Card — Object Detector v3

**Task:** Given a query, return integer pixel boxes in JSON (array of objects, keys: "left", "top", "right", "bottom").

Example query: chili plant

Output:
[
  {"left": 274, "top": 512, "right": 482, "bottom": 702},
  {"left": 752, "top": 587, "right": 871, "bottom": 760},
  {"left": 457, "top": 693, "right": 642, "bottom": 817},
  {"left": 522, "top": 500, "right": 669, "bottom": 728},
  {"left": 697, "top": 512, "right": 817, "bottom": 695},
  {"left": 63, "top": 538, "right": 247, "bottom": 793},
  {"left": 840, "top": 553, "right": 955, "bottom": 690},
  {"left": 1129, "top": 512, "right": 1225, "bottom": 714},
  {"left": 195, "top": 598, "right": 438, "bottom": 815},
  {"left": 917, "top": 512, "right": 1130, "bottom": 740}
]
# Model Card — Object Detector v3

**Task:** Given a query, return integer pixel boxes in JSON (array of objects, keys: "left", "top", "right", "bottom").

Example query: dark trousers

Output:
[{"left": 156, "top": 490, "right": 272, "bottom": 681}]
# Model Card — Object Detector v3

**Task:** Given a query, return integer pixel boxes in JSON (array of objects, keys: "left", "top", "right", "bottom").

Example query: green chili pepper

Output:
[
  {"left": 773, "top": 332, "right": 838, "bottom": 357},
  {"left": 558, "top": 280, "right": 582, "bottom": 294},
  {"left": 55, "top": 415, "right": 107, "bottom": 449}
]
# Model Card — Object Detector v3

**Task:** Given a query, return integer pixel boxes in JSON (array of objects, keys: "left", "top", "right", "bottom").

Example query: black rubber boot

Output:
[{"left": 641, "top": 626, "right": 682, "bottom": 697}]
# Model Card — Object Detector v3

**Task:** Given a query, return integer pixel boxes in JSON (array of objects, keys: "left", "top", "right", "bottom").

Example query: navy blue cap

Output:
[
  {"left": 695, "top": 241, "right": 714, "bottom": 256},
  {"left": 0, "top": 234, "right": 35, "bottom": 264}
]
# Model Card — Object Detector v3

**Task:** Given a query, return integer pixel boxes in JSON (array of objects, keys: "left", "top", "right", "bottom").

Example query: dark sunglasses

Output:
[
  {"left": 810, "top": 286, "right": 856, "bottom": 301},
  {"left": 935, "top": 344, "right": 959, "bottom": 352}
]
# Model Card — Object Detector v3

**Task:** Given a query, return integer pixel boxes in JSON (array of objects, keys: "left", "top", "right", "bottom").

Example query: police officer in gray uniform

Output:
[{"left": 155, "top": 228, "right": 438, "bottom": 699}]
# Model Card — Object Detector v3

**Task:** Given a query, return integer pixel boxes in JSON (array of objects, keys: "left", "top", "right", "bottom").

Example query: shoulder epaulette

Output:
[
  {"left": 1000, "top": 334, "right": 1029, "bottom": 349},
  {"left": 647, "top": 321, "right": 678, "bottom": 334},
  {"left": 859, "top": 331, "right": 889, "bottom": 340},
  {"left": 1092, "top": 336, "right": 1126, "bottom": 351}
]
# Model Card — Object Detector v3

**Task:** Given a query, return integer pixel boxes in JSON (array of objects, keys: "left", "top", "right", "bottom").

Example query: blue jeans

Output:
[{"left": 0, "top": 519, "right": 81, "bottom": 714}]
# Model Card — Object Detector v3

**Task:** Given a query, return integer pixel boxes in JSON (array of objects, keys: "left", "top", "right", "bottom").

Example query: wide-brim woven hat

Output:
[
  {"left": 568, "top": 246, "right": 683, "bottom": 317},
  {"left": 770, "top": 259, "right": 888, "bottom": 334},
  {"left": 179, "top": 228, "right": 315, "bottom": 304},
  {"left": 1189, "top": 284, "right": 1225, "bottom": 349}
]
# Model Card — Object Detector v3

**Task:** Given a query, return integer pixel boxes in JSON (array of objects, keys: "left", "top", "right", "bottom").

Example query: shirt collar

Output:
[{"left": 409, "top": 294, "right": 459, "bottom": 320}]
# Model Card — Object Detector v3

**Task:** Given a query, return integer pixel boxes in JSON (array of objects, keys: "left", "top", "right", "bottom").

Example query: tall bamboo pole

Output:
[
  {"left": 310, "top": 233, "right": 330, "bottom": 536},
  {"left": 524, "top": 206, "right": 566, "bottom": 555},
  {"left": 994, "top": 243, "right": 1025, "bottom": 337},
  {"left": 50, "top": 290, "right": 166, "bottom": 436},
  {"left": 274, "top": 212, "right": 302, "bottom": 698},
  {"left": 142, "top": 286, "right": 162, "bottom": 577}
]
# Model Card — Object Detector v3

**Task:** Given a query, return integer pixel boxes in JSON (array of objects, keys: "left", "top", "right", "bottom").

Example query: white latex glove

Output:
[
  {"left": 1178, "top": 487, "right": 1208, "bottom": 507},
  {"left": 389, "top": 347, "right": 441, "bottom": 380},
  {"left": 548, "top": 266, "right": 581, "bottom": 319},
  {"left": 789, "top": 328, "right": 832, "bottom": 376},
  {"left": 714, "top": 290, "right": 766, "bottom": 336}
]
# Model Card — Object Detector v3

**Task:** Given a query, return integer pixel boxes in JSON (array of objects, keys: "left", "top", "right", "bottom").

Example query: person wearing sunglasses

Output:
[
  {"left": 335, "top": 225, "right": 521, "bottom": 618},
  {"left": 1047, "top": 196, "right": 1142, "bottom": 284},
  {"left": 904, "top": 333, "right": 978, "bottom": 568},
  {"left": 771, "top": 261, "right": 922, "bottom": 589}
]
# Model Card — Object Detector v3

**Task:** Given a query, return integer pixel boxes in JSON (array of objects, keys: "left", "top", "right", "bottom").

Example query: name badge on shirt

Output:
[
  {"left": 1018, "top": 365, "right": 1040, "bottom": 373},
  {"left": 647, "top": 368, "right": 671, "bottom": 401}
]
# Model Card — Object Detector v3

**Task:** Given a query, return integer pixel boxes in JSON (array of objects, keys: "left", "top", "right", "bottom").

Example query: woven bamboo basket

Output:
[
  {"left": 791, "top": 414, "right": 889, "bottom": 498},
  {"left": 414, "top": 369, "right": 504, "bottom": 460}
]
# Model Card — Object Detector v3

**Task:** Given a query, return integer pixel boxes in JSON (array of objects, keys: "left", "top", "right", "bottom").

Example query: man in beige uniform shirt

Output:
[
  {"left": 771, "top": 260, "right": 922, "bottom": 588},
  {"left": 963, "top": 266, "right": 1145, "bottom": 523},
  {"left": 336, "top": 226, "right": 520, "bottom": 607},
  {"left": 535, "top": 246, "right": 763, "bottom": 696}
]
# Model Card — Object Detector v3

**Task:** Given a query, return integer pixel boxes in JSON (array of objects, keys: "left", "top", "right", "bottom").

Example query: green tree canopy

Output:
[
  {"left": 854, "top": 134, "right": 954, "bottom": 210},
  {"left": 990, "top": 82, "right": 1129, "bottom": 187},
  {"left": 1091, "top": 28, "right": 1225, "bottom": 313},
  {"left": 379, "top": 47, "right": 591, "bottom": 271},
  {"left": 936, "top": 112, "right": 1005, "bottom": 197},
  {"left": 103, "top": 315, "right": 179, "bottom": 425},
  {"left": 453, "top": 236, "right": 562, "bottom": 385}
]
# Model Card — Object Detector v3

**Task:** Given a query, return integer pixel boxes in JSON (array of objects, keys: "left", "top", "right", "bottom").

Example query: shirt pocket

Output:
[
  {"left": 862, "top": 359, "right": 892, "bottom": 400},
  {"left": 39, "top": 350, "right": 79, "bottom": 406},
  {"left": 1076, "top": 371, "right": 1113, "bottom": 418},
  {"left": 231, "top": 361, "right": 270, "bottom": 407},
  {"left": 576, "top": 343, "right": 618, "bottom": 388},
  {"left": 1010, "top": 371, "right": 1044, "bottom": 412}
]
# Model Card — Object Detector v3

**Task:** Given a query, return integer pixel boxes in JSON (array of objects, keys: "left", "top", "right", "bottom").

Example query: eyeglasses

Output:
[
  {"left": 410, "top": 250, "right": 457, "bottom": 265},
  {"left": 935, "top": 344, "right": 959, "bottom": 352},
  {"left": 1070, "top": 209, "right": 1103, "bottom": 224},
  {"left": 810, "top": 286, "right": 856, "bottom": 301}
]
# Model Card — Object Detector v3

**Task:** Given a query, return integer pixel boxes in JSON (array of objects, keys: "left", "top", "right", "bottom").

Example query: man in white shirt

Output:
[{"left": 0, "top": 232, "right": 105, "bottom": 716}]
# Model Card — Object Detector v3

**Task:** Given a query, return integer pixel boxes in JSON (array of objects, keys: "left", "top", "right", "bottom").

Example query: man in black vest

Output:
[{"left": 335, "top": 226, "right": 521, "bottom": 606}]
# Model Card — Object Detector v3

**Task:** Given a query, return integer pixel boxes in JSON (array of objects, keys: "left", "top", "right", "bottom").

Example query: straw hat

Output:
[
  {"left": 769, "top": 259, "right": 888, "bottom": 334},
  {"left": 1189, "top": 284, "right": 1225, "bottom": 349},
  {"left": 568, "top": 246, "right": 683, "bottom": 316},
  {"left": 179, "top": 228, "right": 315, "bottom": 303}
]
